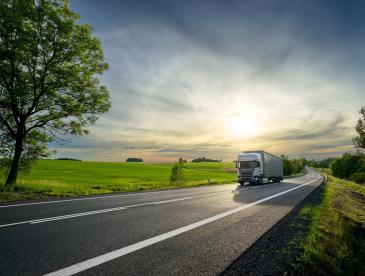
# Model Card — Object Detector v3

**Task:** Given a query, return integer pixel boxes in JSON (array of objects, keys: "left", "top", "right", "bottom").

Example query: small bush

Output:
[
  {"left": 170, "top": 159, "right": 184, "bottom": 184},
  {"left": 350, "top": 172, "right": 365, "bottom": 184}
]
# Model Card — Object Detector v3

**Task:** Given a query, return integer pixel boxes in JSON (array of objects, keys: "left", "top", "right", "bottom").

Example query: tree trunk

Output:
[{"left": 3, "top": 137, "right": 23, "bottom": 192}]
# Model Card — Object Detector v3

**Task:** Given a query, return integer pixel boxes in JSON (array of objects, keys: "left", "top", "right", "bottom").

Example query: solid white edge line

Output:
[
  {"left": 44, "top": 175, "right": 322, "bottom": 276},
  {"left": 0, "top": 172, "right": 311, "bottom": 209},
  {"left": 0, "top": 185, "right": 237, "bottom": 209},
  {"left": 0, "top": 191, "right": 228, "bottom": 228}
]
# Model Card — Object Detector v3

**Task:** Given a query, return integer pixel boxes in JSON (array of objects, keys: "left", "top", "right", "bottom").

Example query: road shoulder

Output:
[{"left": 221, "top": 178, "right": 326, "bottom": 275}]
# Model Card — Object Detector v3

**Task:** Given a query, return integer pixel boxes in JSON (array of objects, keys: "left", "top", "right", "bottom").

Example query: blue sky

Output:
[{"left": 51, "top": 0, "right": 365, "bottom": 162}]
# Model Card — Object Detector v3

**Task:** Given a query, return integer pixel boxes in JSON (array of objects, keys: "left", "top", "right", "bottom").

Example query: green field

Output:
[{"left": 0, "top": 160, "right": 236, "bottom": 202}]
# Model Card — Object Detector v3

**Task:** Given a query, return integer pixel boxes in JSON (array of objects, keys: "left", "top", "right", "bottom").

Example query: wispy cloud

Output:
[{"left": 54, "top": 0, "right": 365, "bottom": 161}]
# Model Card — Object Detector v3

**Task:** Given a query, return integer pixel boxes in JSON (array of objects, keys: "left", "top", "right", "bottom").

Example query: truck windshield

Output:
[{"left": 238, "top": 161, "right": 260, "bottom": 169}]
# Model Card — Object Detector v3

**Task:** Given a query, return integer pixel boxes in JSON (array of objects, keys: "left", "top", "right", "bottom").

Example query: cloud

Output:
[
  {"left": 131, "top": 90, "right": 195, "bottom": 112},
  {"left": 52, "top": 0, "right": 365, "bottom": 161},
  {"left": 275, "top": 112, "right": 347, "bottom": 141}
]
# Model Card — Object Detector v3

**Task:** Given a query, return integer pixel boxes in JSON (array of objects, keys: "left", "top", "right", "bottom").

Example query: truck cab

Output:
[
  {"left": 236, "top": 152, "right": 264, "bottom": 185},
  {"left": 236, "top": 151, "right": 283, "bottom": 185}
]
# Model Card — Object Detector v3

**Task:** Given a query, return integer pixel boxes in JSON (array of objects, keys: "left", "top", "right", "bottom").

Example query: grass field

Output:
[
  {"left": 294, "top": 171, "right": 365, "bottom": 275},
  {"left": 0, "top": 160, "right": 237, "bottom": 202}
]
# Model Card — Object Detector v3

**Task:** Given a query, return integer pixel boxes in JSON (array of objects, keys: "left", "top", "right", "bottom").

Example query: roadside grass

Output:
[
  {"left": 0, "top": 160, "right": 236, "bottom": 202},
  {"left": 293, "top": 172, "right": 365, "bottom": 275}
]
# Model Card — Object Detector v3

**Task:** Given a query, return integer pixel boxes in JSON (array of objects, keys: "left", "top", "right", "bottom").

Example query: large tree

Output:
[
  {"left": 0, "top": 0, "right": 110, "bottom": 191},
  {"left": 354, "top": 107, "right": 365, "bottom": 149}
]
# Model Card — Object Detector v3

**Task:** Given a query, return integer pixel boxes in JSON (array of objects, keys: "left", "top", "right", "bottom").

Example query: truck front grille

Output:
[{"left": 239, "top": 170, "right": 253, "bottom": 179}]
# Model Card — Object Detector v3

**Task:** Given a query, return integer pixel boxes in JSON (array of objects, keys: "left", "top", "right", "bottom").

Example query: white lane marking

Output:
[
  {"left": 0, "top": 191, "right": 227, "bottom": 228},
  {"left": 0, "top": 185, "right": 236, "bottom": 209},
  {"left": 0, "top": 172, "right": 313, "bottom": 209},
  {"left": 44, "top": 176, "right": 322, "bottom": 276},
  {"left": 30, "top": 206, "right": 128, "bottom": 224},
  {"left": 0, "top": 172, "right": 312, "bottom": 209},
  {"left": 0, "top": 177, "right": 319, "bottom": 228}
]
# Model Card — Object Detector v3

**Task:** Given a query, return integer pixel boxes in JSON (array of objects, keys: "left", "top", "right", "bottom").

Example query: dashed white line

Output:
[
  {"left": 0, "top": 191, "right": 227, "bottom": 228},
  {"left": 30, "top": 206, "right": 128, "bottom": 224},
  {"left": 44, "top": 175, "right": 322, "bottom": 276},
  {"left": 0, "top": 172, "right": 311, "bottom": 209},
  {"left": 0, "top": 176, "right": 316, "bottom": 228}
]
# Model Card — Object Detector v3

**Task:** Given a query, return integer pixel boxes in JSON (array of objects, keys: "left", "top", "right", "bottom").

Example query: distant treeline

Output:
[
  {"left": 281, "top": 155, "right": 333, "bottom": 176},
  {"left": 191, "top": 157, "right": 221, "bottom": 163},
  {"left": 306, "top": 158, "right": 335, "bottom": 168},
  {"left": 126, "top": 157, "right": 143, "bottom": 163},
  {"left": 55, "top": 158, "right": 81, "bottom": 161}
]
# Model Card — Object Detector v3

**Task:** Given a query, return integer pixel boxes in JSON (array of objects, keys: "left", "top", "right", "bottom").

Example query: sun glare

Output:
[{"left": 226, "top": 111, "right": 261, "bottom": 138}]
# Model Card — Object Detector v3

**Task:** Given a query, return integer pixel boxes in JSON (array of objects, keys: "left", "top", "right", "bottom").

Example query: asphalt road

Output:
[{"left": 0, "top": 169, "right": 323, "bottom": 276}]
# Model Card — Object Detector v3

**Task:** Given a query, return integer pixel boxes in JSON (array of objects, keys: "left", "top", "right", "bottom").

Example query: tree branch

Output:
[{"left": 0, "top": 114, "right": 16, "bottom": 137}]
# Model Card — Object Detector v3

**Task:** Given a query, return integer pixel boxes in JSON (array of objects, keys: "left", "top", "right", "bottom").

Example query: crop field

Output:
[{"left": 0, "top": 160, "right": 236, "bottom": 201}]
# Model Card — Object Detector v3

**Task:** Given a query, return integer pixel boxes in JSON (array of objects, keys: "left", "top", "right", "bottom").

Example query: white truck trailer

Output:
[{"left": 236, "top": 151, "right": 283, "bottom": 185}]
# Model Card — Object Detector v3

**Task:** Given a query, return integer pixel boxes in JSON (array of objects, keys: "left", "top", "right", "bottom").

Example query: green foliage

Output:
[
  {"left": 307, "top": 158, "right": 336, "bottom": 168},
  {"left": 353, "top": 106, "right": 365, "bottom": 149},
  {"left": 350, "top": 172, "right": 365, "bottom": 184},
  {"left": 191, "top": 157, "right": 221, "bottom": 163},
  {"left": 0, "top": 0, "right": 110, "bottom": 187},
  {"left": 126, "top": 157, "right": 143, "bottom": 163},
  {"left": 330, "top": 152, "right": 365, "bottom": 179},
  {"left": 169, "top": 158, "right": 184, "bottom": 184},
  {"left": 281, "top": 154, "right": 292, "bottom": 175},
  {"left": 292, "top": 157, "right": 306, "bottom": 174},
  {"left": 321, "top": 158, "right": 337, "bottom": 168},
  {"left": 1, "top": 128, "right": 52, "bottom": 175},
  {"left": 0, "top": 0, "right": 110, "bottom": 136},
  {"left": 281, "top": 154, "right": 306, "bottom": 176}
]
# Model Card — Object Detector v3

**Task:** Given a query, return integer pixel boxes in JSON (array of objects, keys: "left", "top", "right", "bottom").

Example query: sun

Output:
[{"left": 226, "top": 111, "right": 261, "bottom": 138}]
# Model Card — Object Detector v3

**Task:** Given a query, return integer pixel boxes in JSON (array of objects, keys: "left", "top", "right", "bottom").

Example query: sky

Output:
[{"left": 51, "top": 0, "right": 365, "bottom": 162}]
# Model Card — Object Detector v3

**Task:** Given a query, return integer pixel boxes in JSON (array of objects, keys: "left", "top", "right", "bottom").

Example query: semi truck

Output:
[{"left": 236, "top": 151, "right": 283, "bottom": 185}]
